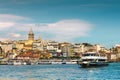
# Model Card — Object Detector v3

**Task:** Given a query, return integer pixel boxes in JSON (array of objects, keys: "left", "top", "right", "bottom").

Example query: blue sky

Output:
[{"left": 0, "top": 0, "right": 120, "bottom": 48}]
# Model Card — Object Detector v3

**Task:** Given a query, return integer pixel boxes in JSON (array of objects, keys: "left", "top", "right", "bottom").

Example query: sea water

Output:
[{"left": 0, "top": 63, "right": 120, "bottom": 80}]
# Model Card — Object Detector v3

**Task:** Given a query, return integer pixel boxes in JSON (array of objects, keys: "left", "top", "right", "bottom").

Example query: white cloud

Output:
[
  {"left": 0, "top": 14, "right": 31, "bottom": 22},
  {"left": 0, "top": 38, "right": 9, "bottom": 41},
  {"left": 0, "top": 33, "right": 22, "bottom": 41},
  {"left": 14, "top": 19, "right": 92, "bottom": 42},
  {"left": 0, "top": 14, "right": 32, "bottom": 30},
  {"left": 8, "top": 33, "right": 21, "bottom": 38},
  {"left": 48, "top": 19, "right": 92, "bottom": 34},
  {"left": 0, "top": 22, "right": 15, "bottom": 29},
  {"left": 44, "top": 19, "right": 93, "bottom": 41},
  {"left": 0, "top": 14, "right": 31, "bottom": 40},
  {"left": 3, "top": 33, "right": 21, "bottom": 40}
]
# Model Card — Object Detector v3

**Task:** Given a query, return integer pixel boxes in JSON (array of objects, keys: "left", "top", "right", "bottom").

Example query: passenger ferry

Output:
[{"left": 78, "top": 52, "right": 109, "bottom": 68}]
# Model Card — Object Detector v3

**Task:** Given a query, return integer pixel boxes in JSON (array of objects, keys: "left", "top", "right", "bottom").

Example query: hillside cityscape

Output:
[{"left": 0, "top": 28, "right": 120, "bottom": 65}]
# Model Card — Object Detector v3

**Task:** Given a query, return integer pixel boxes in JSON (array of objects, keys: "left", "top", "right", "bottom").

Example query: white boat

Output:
[
  {"left": 13, "top": 61, "right": 22, "bottom": 65},
  {"left": 65, "top": 61, "right": 77, "bottom": 64},
  {"left": 62, "top": 60, "right": 77, "bottom": 64},
  {"left": 38, "top": 60, "right": 52, "bottom": 65},
  {"left": 7, "top": 60, "right": 27, "bottom": 65},
  {"left": 78, "top": 52, "right": 109, "bottom": 68},
  {"left": 51, "top": 61, "right": 62, "bottom": 64}
]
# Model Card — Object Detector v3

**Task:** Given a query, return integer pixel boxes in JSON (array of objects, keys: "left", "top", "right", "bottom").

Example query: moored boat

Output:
[
  {"left": 78, "top": 52, "right": 109, "bottom": 68},
  {"left": 38, "top": 60, "right": 52, "bottom": 65}
]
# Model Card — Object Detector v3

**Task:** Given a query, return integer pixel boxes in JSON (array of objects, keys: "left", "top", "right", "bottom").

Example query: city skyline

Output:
[{"left": 0, "top": 0, "right": 120, "bottom": 48}]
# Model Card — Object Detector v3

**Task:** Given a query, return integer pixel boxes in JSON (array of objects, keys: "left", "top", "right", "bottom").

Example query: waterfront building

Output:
[
  {"left": 16, "top": 50, "right": 37, "bottom": 60},
  {"left": 113, "top": 45, "right": 120, "bottom": 61},
  {"left": 59, "top": 42, "right": 73, "bottom": 57},
  {"left": 73, "top": 43, "right": 84, "bottom": 53},
  {"left": 110, "top": 53, "right": 117, "bottom": 62},
  {"left": 0, "top": 47, "right": 2, "bottom": 54},
  {"left": 94, "top": 44, "right": 101, "bottom": 52},
  {"left": 115, "top": 44, "right": 120, "bottom": 53},
  {"left": 33, "top": 42, "right": 44, "bottom": 51},
  {"left": 0, "top": 42, "right": 12, "bottom": 53},
  {"left": 0, "top": 46, "right": 4, "bottom": 59},
  {"left": 74, "top": 43, "right": 94, "bottom": 53},
  {"left": 12, "top": 44, "right": 18, "bottom": 54},
  {"left": 73, "top": 43, "right": 84, "bottom": 57},
  {"left": 16, "top": 42, "right": 24, "bottom": 51},
  {"left": 32, "top": 36, "right": 46, "bottom": 51},
  {"left": 46, "top": 41, "right": 59, "bottom": 51},
  {"left": 38, "top": 40, "right": 59, "bottom": 57},
  {"left": 80, "top": 43, "right": 102, "bottom": 53},
  {"left": 100, "top": 47, "right": 109, "bottom": 53},
  {"left": 8, "top": 53, "right": 17, "bottom": 60},
  {"left": 83, "top": 44, "right": 94, "bottom": 52},
  {"left": 73, "top": 43, "right": 101, "bottom": 57}
]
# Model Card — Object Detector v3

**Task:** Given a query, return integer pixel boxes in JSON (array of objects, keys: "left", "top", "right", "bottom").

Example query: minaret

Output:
[{"left": 28, "top": 28, "right": 34, "bottom": 41}]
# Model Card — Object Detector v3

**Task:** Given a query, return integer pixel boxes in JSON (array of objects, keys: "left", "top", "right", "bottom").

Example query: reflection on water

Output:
[{"left": 0, "top": 63, "right": 120, "bottom": 80}]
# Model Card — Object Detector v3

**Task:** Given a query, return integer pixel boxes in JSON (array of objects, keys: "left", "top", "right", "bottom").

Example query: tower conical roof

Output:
[{"left": 29, "top": 28, "right": 34, "bottom": 34}]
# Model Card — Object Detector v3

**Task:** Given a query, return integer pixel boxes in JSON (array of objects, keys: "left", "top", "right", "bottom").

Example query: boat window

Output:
[
  {"left": 82, "top": 54, "right": 90, "bottom": 56},
  {"left": 82, "top": 59, "right": 87, "bottom": 61},
  {"left": 83, "top": 53, "right": 98, "bottom": 56},
  {"left": 82, "top": 59, "right": 94, "bottom": 61},
  {"left": 98, "top": 59, "right": 106, "bottom": 61}
]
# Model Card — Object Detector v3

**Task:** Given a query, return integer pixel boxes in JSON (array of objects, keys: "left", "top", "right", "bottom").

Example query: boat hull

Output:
[{"left": 79, "top": 62, "right": 109, "bottom": 68}]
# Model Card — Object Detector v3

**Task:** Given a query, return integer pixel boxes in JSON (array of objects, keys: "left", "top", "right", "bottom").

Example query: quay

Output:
[{"left": 0, "top": 59, "right": 78, "bottom": 65}]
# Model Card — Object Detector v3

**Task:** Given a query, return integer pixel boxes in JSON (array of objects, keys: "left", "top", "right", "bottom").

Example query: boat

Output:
[
  {"left": 38, "top": 60, "right": 52, "bottom": 65},
  {"left": 7, "top": 59, "right": 27, "bottom": 65},
  {"left": 78, "top": 52, "right": 109, "bottom": 68},
  {"left": 62, "top": 59, "right": 77, "bottom": 64},
  {"left": 51, "top": 61, "right": 62, "bottom": 64},
  {"left": 51, "top": 59, "right": 77, "bottom": 64},
  {"left": 13, "top": 61, "right": 22, "bottom": 65}
]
